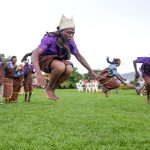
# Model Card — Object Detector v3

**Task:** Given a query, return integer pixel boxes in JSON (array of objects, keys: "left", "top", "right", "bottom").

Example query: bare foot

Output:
[
  {"left": 52, "top": 89, "right": 59, "bottom": 100},
  {"left": 44, "top": 89, "right": 57, "bottom": 101}
]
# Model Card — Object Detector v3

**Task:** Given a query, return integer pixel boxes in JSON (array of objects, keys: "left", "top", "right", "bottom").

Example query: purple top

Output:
[
  {"left": 136, "top": 57, "right": 150, "bottom": 77},
  {"left": 136, "top": 57, "right": 150, "bottom": 63},
  {"left": 23, "top": 64, "right": 35, "bottom": 75},
  {"left": 38, "top": 34, "right": 79, "bottom": 56}
]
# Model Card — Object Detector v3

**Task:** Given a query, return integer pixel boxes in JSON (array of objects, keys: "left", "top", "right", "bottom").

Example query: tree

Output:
[
  {"left": 3, "top": 55, "right": 11, "bottom": 62},
  {"left": 83, "top": 69, "right": 100, "bottom": 80},
  {"left": 59, "top": 67, "right": 83, "bottom": 89}
]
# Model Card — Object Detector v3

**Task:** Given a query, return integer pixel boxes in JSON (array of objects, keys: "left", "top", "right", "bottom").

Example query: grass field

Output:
[{"left": 0, "top": 89, "right": 150, "bottom": 150}]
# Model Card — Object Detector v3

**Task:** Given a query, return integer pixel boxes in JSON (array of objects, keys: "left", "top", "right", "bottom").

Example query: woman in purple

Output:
[
  {"left": 31, "top": 15, "right": 98, "bottom": 101},
  {"left": 133, "top": 57, "right": 150, "bottom": 104},
  {"left": 23, "top": 60, "right": 35, "bottom": 102}
]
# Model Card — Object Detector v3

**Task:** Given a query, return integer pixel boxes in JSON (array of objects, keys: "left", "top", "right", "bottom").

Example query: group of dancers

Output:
[
  {"left": 0, "top": 55, "right": 35, "bottom": 104},
  {"left": 1, "top": 15, "right": 150, "bottom": 104}
]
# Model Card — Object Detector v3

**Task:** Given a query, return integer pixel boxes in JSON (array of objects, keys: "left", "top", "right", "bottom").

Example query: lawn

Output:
[{"left": 0, "top": 89, "right": 150, "bottom": 150}]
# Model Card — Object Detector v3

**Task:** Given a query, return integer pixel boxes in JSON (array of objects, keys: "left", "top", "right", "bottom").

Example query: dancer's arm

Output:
[
  {"left": 31, "top": 47, "right": 46, "bottom": 87},
  {"left": 115, "top": 74, "right": 127, "bottom": 85},
  {"left": 75, "top": 52, "right": 98, "bottom": 78},
  {"left": 133, "top": 60, "right": 140, "bottom": 79}
]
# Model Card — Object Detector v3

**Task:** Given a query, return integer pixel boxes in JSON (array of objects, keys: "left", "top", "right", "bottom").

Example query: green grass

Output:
[{"left": 0, "top": 89, "right": 150, "bottom": 150}]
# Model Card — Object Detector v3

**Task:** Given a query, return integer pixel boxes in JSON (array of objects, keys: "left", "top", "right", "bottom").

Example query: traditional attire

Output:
[
  {"left": 135, "top": 57, "right": 150, "bottom": 83},
  {"left": 3, "top": 61, "right": 17, "bottom": 102},
  {"left": 38, "top": 32, "right": 79, "bottom": 73},
  {"left": 134, "top": 57, "right": 150, "bottom": 104},
  {"left": 99, "top": 64, "right": 120, "bottom": 93},
  {"left": 23, "top": 63, "right": 35, "bottom": 102},
  {"left": 9, "top": 66, "right": 24, "bottom": 102}
]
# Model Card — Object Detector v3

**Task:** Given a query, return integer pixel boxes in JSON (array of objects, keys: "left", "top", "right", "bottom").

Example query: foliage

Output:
[
  {"left": 3, "top": 56, "right": 11, "bottom": 62},
  {"left": 83, "top": 69, "right": 100, "bottom": 80},
  {"left": 59, "top": 67, "right": 83, "bottom": 89}
]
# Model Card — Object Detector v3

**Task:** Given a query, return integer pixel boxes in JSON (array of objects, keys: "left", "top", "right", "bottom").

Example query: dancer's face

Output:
[
  {"left": 11, "top": 57, "right": 17, "bottom": 64},
  {"left": 114, "top": 59, "right": 121, "bottom": 66},
  {"left": 61, "top": 28, "right": 75, "bottom": 41}
]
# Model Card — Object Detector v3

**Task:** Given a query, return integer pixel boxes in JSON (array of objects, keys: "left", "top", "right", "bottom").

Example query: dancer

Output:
[
  {"left": 133, "top": 57, "right": 150, "bottom": 104},
  {"left": 3, "top": 56, "right": 17, "bottom": 103},
  {"left": 23, "top": 60, "right": 35, "bottom": 102},
  {"left": 9, "top": 64, "right": 24, "bottom": 102},
  {"left": 29, "top": 15, "right": 98, "bottom": 101},
  {"left": 98, "top": 57, "right": 132, "bottom": 97}
]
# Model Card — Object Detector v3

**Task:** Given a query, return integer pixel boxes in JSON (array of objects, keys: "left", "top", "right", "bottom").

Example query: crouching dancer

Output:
[{"left": 31, "top": 15, "right": 97, "bottom": 101}]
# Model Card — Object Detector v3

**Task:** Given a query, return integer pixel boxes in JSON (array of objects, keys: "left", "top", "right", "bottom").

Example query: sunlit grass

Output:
[{"left": 0, "top": 89, "right": 150, "bottom": 150}]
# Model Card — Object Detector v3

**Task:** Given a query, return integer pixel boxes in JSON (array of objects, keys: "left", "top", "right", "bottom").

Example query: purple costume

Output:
[
  {"left": 39, "top": 34, "right": 79, "bottom": 56},
  {"left": 23, "top": 63, "right": 35, "bottom": 93},
  {"left": 135, "top": 57, "right": 150, "bottom": 77},
  {"left": 38, "top": 32, "right": 79, "bottom": 73}
]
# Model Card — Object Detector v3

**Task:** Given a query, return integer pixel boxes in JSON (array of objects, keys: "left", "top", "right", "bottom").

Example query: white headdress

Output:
[{"left": 58, "top": 15, "right": 75, "bottom": 30}]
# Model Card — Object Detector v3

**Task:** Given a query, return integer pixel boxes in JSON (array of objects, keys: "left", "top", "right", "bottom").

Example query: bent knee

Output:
[
  {"left": 51, "top": 61, "right": 65, "bottom": 73},
  {"left": 65, "top": 65, "right": 73, "bottom": 75}
]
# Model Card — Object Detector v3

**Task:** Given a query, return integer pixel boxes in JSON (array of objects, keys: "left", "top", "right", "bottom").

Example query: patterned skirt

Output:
[
  {"left": 99, "top": 68, "right": 120, "bottom": 90},
  {"left": 39, "top": 55, "right": 73, "bottom": 73},
  {"left": 3, "top": 78, "right": 13, "bottom": 99},
  {"left": 9, "top": 78, "right": 23, "bottom": 102}
]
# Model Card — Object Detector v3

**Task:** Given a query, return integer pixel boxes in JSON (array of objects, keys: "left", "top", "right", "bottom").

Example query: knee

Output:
[
  {"left": 65, "top": 65, "right": 73, "bottom": 75},
  {"left": 54, "top": 63, "right": 65, "bottom": 73}
]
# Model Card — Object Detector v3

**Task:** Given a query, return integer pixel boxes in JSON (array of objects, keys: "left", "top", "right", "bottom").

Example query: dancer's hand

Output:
[
  {"left": 36, "top": 73, "right": 46, "bottom": 88},
  {"left": 135, "top": 72, "right": 140, "bottom": 79},
  {"left": 124, "top": 83, "right": 135, "bottom": 88},
  {"left": 90, "top": 70, "right": 98, "bottom": 79}
]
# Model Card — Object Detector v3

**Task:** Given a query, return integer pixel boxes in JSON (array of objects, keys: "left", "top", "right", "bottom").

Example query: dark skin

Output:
[
  {"left": 133, "top": 60, "right": 140, "bottom": 79},
  {"left": 31, "top": 28, "right": 98, "bottom": 101},
  {"left": 115, "top": 65, "right": 127, "bottom": 84},
  {"left": 11, "top": 57, "right": 17, "bottom": 65},
  {"left": 111, "top": 59, "right": 127, "bottom": 84},
  {"left": 101, "top": 59, "right": 133, "bottom": 97},
  {"left": 133, "top": 60, "right": 150, "bottom": 104}
]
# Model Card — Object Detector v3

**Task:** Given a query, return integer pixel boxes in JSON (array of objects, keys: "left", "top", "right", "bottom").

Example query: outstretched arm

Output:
[
  {"left": 133, "top": 60, "right": 140, "bottom": 79},
  {"left": 75, "top": 52, "right": 98, "bottom": 78},
  {"left": 115, "top": 74, "right": 127, "bottom": 85},
  {"left": 31, "top": 47, "right": 46, "bottom": 87}
]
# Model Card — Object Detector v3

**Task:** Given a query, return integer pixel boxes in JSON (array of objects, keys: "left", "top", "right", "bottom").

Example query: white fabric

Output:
[
  {"left": 59, "top": 15, "right": 75, "bottom": 30},
  {"left": 76, "top": 83, "right": 84, "bottom": 92}
]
